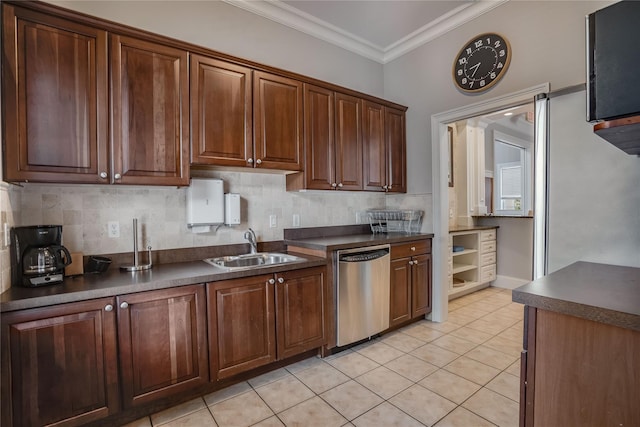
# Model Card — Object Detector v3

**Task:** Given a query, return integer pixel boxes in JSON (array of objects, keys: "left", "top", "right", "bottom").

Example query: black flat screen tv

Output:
[{"left": 587, "top": 0, "right": 640, "bottom": 122}]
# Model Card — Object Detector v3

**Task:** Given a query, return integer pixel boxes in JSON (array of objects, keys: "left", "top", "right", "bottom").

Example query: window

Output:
[{"left": 493, "top": 132, "right": 532, "bottom": 216}]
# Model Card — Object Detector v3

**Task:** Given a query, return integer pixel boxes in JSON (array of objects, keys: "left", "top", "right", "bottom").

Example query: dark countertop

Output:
[
  {"left": 285, "top": 232, "right": 434, "bottom": 251},
  {"left": 0, "top": 254, "right": 326, "bottom": 313},
  {"left": 449, "top": 225, "right": 499, "bottom": 233},
  {"left": 512, "top": 261, "right": 640, "bottom": 331}
]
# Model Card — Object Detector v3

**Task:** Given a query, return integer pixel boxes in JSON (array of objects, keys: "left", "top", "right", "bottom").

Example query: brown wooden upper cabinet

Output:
[
  {"left": 363, "top": 101, "right": 407, "bottom": 193},
  {"left": 110, "top": 34, "right": 190, "bottom": 186},
  {"left": 0, "top": 298, "right": 120, "bottom": 427},
  {"left": 253, "top": 71, "right": 304, "bottom": 171},
  {"left": 1, "top": 4, "right": 109, "bottom": 184},
  {"left": 300, "top": 84, "right": 363, "bottom": 191},
  {"left": 190, "top": 54, "right": 253, "bottom": 167}
]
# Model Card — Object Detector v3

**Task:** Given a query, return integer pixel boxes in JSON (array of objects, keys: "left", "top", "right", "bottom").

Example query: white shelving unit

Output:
[{"left": 448, "top": 228, "right": 497, "bottom": 300}]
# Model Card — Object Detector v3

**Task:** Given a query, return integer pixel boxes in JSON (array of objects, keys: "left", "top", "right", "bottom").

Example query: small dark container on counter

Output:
[{"left": 85, "top": 256, "right": 112, "bottom": 274}]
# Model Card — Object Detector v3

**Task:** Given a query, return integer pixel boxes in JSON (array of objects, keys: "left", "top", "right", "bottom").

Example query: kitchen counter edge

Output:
[
  {"left": 0, "top": 254, "right": 327, "bottom": 313},
  {"left": 512, "top": 261, "right": 640, "bottom": 332},
  {"left": 284, "top": 232, "right": 434, "bottom": 251}
]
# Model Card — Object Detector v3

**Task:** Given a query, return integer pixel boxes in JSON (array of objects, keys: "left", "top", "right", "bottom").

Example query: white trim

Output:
[
  {"left": 492, "top": 275, "right": 530, "bottom": 290},
  {"left": 431, "top": 83, "right": 549, "bottom": 322},
  {"left": 222, "top": 0, "right": 508, "bottom": 64}
]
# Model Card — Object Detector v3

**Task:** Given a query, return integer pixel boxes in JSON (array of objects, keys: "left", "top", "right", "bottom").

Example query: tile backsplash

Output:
[{"left": 2, "top": 171, "right": 432, "bottom": 292}]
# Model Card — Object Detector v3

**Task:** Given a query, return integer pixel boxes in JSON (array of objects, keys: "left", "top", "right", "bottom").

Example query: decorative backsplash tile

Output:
[{"left": 1, "top": 171, "right": 431, "bottom": 291}]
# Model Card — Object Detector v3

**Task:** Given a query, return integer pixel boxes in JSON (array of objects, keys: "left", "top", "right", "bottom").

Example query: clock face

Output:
[{"left": 453, "top": 33, "right": 511, "bottom": 93}]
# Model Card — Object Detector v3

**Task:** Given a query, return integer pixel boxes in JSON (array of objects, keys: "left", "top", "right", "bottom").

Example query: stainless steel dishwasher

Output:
[{"left": 336, "top": 244, "right": 390, "bottom": 347}]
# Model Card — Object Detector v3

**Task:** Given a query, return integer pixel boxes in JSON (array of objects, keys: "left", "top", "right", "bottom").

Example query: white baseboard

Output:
[{"left": 492, "top": 275, "right": 530, "bottom": 290}]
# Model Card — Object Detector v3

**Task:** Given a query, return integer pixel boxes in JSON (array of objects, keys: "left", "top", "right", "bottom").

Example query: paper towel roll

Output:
[{"left": 191, "top": 225, "right": 211, "bottom": 234}]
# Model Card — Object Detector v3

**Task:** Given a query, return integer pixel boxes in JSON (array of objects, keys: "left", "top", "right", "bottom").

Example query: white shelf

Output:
[
  {"left": 452, "top": 249, "right": 477, "bottom": 257},
  {"left": 452, "top": 263, "right": 477, "bottom": 274}
]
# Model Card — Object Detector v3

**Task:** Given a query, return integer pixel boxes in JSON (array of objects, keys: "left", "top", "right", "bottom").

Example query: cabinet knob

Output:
[
  {"left": 387, "top": 185, "right": 392, "bottom": 191},
  {"left": 277, "top": 277, "right": 284, "bottom": 284},
  {"left": 99, "top": 172, "right": 108, "bottom": 179},
  {"left": 331, "top": 183, "right": 337, "bottom": 188},
  {"left": 411, "top": 246, "right": 416, "bottom": 251},
  {"left": 382, "top": 185, "right": 388, "bottom": 190},
  {"left": 104, "top": 304, "right": 113, "bottom": 312},
  {"left": 256, "top": 159, "right": 262, "bottom": 165},
  {"left": 408, "top": 260, "right": 414, "bottom": 265},
  {"left": 120, "top": 302, "right": 129, "bottom": 309},
  {"left": 114, "top": 173, "right": 122, "bottom": 180},
  {"left": 337, "top": 183, "right": 343, "bottom": 188},
  {"left": 268, "top": 278, "right": 275, "bottom": 285},
  {"left": 413, "top": 260, "right": 419, "bottom": 265},
  {"left": 247, "top": 158, "right": 254, "bottom": 164}
]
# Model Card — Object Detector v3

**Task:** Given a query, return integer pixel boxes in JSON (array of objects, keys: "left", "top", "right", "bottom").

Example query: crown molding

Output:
[{"left": 221, "top": 0, "right": 509, "bottom": 64}]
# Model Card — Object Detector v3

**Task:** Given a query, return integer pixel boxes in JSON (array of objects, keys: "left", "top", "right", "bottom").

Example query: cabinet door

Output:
[
  {"left": 111, "top": 34, "right": 189, "bottom": 186},
  {"left": 275, "top": 267, "right": 326, "bottom": 359},
  {"left": 390, "top": 258, "right": 412, "bottom": 327},
  {"left": 2, "top": 4, "right": 109, "bottom": 184},
  {"left": 208, "top": 275, "right": 276, "bottom": 380},
  {"left": 411, "top": 254, "right": 432, "bottom": 318},
  {"left": 116, "top": 285, "right": 208, "bottom": 408},
  {"left": 335, "top": 93, "right": 364, "bottom": 190},
  {"left": 304, "top": 84, "right": 335, "bottom": 190},
  {"left": 1, "top": 298, "right": 119, "bottom": 427},
  {"left": 254, "top": 71, "right": 303, "bottom": 170},
  {"left": 385, "top": 107, "right": 407, "bottom": 193},
  {"left": 362, "top": 100, "right": 387, "bottom": 191},
  {"left": 191, "top": 54, "right": 253, "bottom": 167}
]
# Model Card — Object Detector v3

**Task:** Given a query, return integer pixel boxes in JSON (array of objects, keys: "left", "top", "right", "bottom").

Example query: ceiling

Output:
[{"left": 222, "top": 0, "right": 508, "bottom": 64}]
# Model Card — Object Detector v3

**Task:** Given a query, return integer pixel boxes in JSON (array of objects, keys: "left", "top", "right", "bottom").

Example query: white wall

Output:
[
  {"left": 548, "top": 90, "right": 640, "bottom": 270},
  {"left": 383, "top": 1, "right": 612, "bottom": 195}
]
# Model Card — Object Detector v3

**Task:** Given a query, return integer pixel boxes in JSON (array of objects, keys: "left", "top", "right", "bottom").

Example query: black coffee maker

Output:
[{"left": 10, "top": 225, "right": 72, "bottom": 287}]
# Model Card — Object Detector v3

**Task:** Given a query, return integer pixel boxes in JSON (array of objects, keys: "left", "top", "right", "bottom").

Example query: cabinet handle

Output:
[
  {"left": 104, "top": 304, "right": 113, "bottom": 312},
  {"left": 256, "top": 159, "right": 262, "bottom": 165},
  {"left": 277, "top": 277, "right": 284, "bottom": 284},
  {"left": 387, "top": 185, "right": 392, "bottom": 191},
  {"left": 120, "top": 302, "right": 129, "bottom": 309},
  {"left": 114, "top": 173, "right": 122, "bottom": 180},
  {"left": 99, "top": 172, "right": 108, "bottom": 179},
  {"left": 413, "top": 260, "right": 419, "bottom": 265},
  {"left": 338, "top": 183, "right": 343, "bottom": 188},
  {"left": 382, "top": 185, "right": 388, "bottom": 190},
  {"left": 411, "top": 246, "right": 416, "bottom": 251},
  {"left": 247, "top": 158, "right": 254, "bottom": 164},
  {"left": 331, "top": 183, "right": 337, "bottom": 188},
  {"left": 268, "top": 278, "right": 275, "bottom": 284},
  {"left": 408, "top": 260, "right": 414, "bottom": 265}
]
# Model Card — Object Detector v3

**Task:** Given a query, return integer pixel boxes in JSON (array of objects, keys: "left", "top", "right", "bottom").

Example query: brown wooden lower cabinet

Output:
[
  {"left": 0, "top": 298, "right": 120, "bottom": 427},
  {"left": 116, "top": 285, "right": 208, "bottom": 408},
  {"left": 520, "top": 306, "right": 640, "bottom": 427},
  {"left": 208, "top": 266, "right": 326, "bottom": 381},
  {"left": 389, "top": 240, "right": 432, "bottom": 328}
]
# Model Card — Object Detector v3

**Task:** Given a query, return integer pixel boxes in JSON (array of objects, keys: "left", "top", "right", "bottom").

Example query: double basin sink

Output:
[{"left": 204, "top": 252, "right": 306, "bottom": 271}]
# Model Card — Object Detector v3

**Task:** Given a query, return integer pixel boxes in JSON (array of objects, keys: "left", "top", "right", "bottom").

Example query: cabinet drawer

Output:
[
  {"left": 481, "top": 230, "right": 496, "bottom": 241},
  {"left": 481, "top": 240, "right": 496, "bottom": 253},
  {"left": 481, "top": 264, "right": 496, "bottom": 282},
  {"left": 481, "top": 252, "right": 496, "bottom": 266},
  {"left": 391, "top": 240, "right": 431, "bottom": 259}
]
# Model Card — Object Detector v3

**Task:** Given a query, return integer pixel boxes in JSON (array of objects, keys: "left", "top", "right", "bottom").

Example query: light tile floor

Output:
[{"left": 124, "top": 287, "right": 522, "bottom": 427}]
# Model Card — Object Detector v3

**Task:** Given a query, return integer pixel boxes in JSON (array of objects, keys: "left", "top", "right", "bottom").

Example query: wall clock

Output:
[{"left": 452, "top": 33, "right": 511, "bottom": 93}]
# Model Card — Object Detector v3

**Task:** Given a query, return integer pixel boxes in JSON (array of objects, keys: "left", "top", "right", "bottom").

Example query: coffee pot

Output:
[{"left": 10, "top": 225, "right": 72, "bottom": 287}]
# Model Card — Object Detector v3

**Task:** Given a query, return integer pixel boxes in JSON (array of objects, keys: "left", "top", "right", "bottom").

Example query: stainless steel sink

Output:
[{"left": 203, "top": 253, "right": 306, "bottom": 270}]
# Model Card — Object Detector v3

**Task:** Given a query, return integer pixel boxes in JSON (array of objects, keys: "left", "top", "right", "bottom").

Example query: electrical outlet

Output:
[
  {"left": 107, "top": 221, "right": 120, "bottom": 238},
  {"left": 292, "top": 214, "right": 300, "bottom": 228},
  {"left": 269, "top": 215, "right": 277, "bottom": 228}
]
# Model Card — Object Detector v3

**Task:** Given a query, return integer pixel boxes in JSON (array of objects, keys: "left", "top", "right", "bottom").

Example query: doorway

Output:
[{"left": 429, "top": 84, "right": 549, "bottom": 322}]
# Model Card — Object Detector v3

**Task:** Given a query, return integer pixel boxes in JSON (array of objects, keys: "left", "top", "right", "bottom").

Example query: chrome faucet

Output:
[{"left": 244, "top": 228, "right": 258, "bottom": 254}]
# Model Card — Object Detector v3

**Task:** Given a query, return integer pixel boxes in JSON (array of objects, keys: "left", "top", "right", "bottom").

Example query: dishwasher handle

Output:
[{"left": 339, "top": 249, "right": 389, "bottom": 263}]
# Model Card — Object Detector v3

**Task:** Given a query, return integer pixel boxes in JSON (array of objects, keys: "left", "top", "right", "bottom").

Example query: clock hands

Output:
[{"left": 469, "top": 62, "right": 481, "bottom": 78}]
